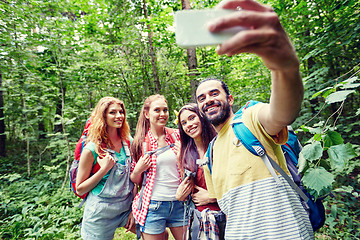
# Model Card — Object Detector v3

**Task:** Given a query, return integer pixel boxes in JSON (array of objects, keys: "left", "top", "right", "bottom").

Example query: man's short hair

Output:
[{"left": 197, "top": 78, "right": 230, "bottom": 97}]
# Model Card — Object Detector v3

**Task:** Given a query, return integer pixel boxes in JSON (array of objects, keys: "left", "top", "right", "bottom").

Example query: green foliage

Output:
[
  {"left": 1, "top": 0, "right": 359, "bottom": 238},
  {"left": 0, "top": 173, "right": 83, "bottom": 239},
  {"left": 296, "top": 74, "right": 360, "bottom": 237}
]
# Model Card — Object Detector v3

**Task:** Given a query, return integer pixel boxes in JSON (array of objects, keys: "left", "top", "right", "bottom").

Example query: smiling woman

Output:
[
  {"left": 176, "top": 103, "right": 226, "bottom": 239},
  {"left": 130, "top": 94, "right": 187, "bottom": 240},
  {"left": 75, "top": 97, "right": 136, "bottom": 240},
  {"left": 106, "top": 103, "right": 125, "bottom": 130}
]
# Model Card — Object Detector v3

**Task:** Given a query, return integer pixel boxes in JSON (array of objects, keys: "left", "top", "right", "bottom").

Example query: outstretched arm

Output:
[{"left": 209, "top": 0, "right": 303, "bottom": 135}]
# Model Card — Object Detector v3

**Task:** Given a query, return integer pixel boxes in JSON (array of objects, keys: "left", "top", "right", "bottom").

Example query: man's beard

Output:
[{"left": 203, "top": 99, "right": 231, "bottom": 127}]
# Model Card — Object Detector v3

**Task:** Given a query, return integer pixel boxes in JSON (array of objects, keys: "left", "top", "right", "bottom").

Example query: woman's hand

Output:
[
  {"left": 130, "top": 154, "right": 152, "bottom": 184},
  {"left": 191, "top": 185, "right": 217, "bottom": 206},
  {"left": 134, "top": 154, "right": 152, "bottom": 174},
  {"left": 76, "top": 149, "right": 111, "bottom": 196},
  {"left": 176, "top": 176, "right": 194, "bottom": 201},
  {"left": 97, "top": 152, "right": 116, "bottom": 173},
  {"left": 124, "top": 212, "right": 136, "bottom": 233}
]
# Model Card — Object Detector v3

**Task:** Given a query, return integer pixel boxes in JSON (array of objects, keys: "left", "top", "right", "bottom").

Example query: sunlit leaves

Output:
[
  {"left": 325, "top": 90, "right": 355, "bottom": 104},
  {"left": 301, "top": 141, "right": 323, "bottom": 161},
  {"left": 297, "top": 152, "right": 307, "bottom": 173}
]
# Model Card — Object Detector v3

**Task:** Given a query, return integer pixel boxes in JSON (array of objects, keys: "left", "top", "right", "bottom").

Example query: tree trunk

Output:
[
  {"left": 187, "top": 48, "right": 199, "bottom": 102},
  {"left": 142, "top": 0, "right": 161, "bottom": 93},
  {"left": 181, "top": 0, "right": 199, "bottom": 102},
  {"left": 58, "top": 70, "right": 72, "bottom": 189},
  {"left": 54, "top": 89, "right": 64, "bottom": 133},
  {"left": 38, "top": 108, "right": 46, "bottom": 139},
  {"left": 0, "top": 70, "right": 5, "bottom": 157}
]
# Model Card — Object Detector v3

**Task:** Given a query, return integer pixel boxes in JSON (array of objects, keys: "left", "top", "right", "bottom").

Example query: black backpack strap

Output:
[
  {"left": 136, "top": 223, "right": 142, "bottom": 240},
  {"left": 78, "top": 195, "right": 87, "bottom": 209},
  {"left": 137, "top": 172, "right": 147, "bottom": 210},
  {"left": 265, "top": 154, "right": 309, "bottom": 202}
]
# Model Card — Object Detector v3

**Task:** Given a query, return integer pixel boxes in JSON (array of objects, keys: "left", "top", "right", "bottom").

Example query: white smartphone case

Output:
[{"left": 175, "top": 9, "right": 246, "bottom": 48}]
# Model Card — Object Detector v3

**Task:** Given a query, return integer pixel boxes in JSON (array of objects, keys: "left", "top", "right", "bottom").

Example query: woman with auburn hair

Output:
[
  {"left": 76, "top": 96, "right": 136, "bottom": 240},
  {"left": 176, "top": 103, "right": 226, "bottom": 240},
  {"left": 130, "top": 94, "right": 186, "bottom": 240}
]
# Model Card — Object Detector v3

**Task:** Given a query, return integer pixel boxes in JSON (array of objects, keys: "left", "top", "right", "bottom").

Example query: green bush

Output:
[{"left": 0, "top": 173, "right": 82, "bottom": 239}]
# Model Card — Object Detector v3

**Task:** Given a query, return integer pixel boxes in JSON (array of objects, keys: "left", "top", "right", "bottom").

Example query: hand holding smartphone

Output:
[{"left": 175, "top": 9, "right": 247, "bottom": 48}]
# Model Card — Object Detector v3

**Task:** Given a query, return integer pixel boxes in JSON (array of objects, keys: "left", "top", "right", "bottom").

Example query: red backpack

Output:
[{"left": 69, "top": 119, "right": 100, "bottom": 199}]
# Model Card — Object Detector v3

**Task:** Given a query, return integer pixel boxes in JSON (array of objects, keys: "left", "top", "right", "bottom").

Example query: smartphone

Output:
[{"left": 174, "top": 9, "right": 247, "bottom": 48}]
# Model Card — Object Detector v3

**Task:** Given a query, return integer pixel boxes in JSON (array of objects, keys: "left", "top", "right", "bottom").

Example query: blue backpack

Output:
[{"left": 205, "top": 100, "right": 325, "bottom": 231}]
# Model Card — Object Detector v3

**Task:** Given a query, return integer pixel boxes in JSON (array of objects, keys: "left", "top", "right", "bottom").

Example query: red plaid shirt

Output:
[{"left": 131, "top": 128, "right": 180, "bottom": 226}]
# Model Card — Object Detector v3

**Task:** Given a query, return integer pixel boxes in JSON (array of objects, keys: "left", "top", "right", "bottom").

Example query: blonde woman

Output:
[
  {"left": 76, "top": 97, "right": 135, "bottom": 240},
  {"left": 130, "top": 94, "right": 186, "bottom": 240}
]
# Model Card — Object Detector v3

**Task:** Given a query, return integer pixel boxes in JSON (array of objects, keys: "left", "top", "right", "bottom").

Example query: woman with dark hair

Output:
[
  {"left": 76, "top": 97, "right": 135, "bottom": 240},
  {"left": 176, "top": 103, "right": 225, "bottom": 240}
]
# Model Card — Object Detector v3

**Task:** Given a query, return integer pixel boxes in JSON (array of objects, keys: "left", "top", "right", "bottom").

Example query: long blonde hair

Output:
[
  {"left": 131, "top": 94, "right": 167, "bottom": 162},
  {"left": 87, "top": 97, "right": 130, "bottom": 155}
]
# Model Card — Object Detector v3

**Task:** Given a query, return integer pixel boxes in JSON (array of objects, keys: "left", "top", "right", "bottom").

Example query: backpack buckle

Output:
[
  {"left": 196, "top": 157, "right": 209, "bottom": 167},
  {"left": 233, "top": 137, "right": 242, "bottom": 147}
]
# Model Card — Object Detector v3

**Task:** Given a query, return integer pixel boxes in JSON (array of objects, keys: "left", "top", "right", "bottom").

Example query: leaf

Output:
[
  {"left": 313, "top": 133, "right": 322, "bottom": 141},
  {"left": 330, "top": 204, "right": 337, "bottom": 219},
  {"left": 340, "top": 83, "right": 360, "bottom": 89},
  {"left": 302, "top": 48, "right": 326, "bottom": 61},
  {"left": 356, "top": 108, "right": 360, "bottom": 116},
  {"left": 311, "top": 86, "right": 332, "bottom": 99},
  {"left": 328, "top": 143, "right": 357, "bottom": 171},
  {"left": 333, "top": 186, "right": 354, "bottom": 194},
  {"left": 301, "top": 141, "right": 323, "bottom": 161},
  {"left": 0, "top": 173, "right": 22, "bottom": 182},
  {"left": 302, "top": 167, "right": 334, "bottom": 196},
  {"left": 300, "top": 125, "right": 323, "bottom": 134},
  {"left": 325, "top": 90, "right": 355, "bottom": 104},
  {"left": 323, "top": 131, "right": 344, "bottom": 148},
  {"left": 341, "top": 76, "right": 358, "bottom": 85},
  {"left": 297, "top": 152, "right": 307, "bottom": 173}
]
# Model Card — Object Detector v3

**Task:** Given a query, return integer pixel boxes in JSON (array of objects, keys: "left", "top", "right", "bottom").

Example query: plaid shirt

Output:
[
  {"left": 131, "top": 128, "right": 180, "bottom": 226},
  {"left": 199, "top": 208, "right": 221, "bottom": 240}
]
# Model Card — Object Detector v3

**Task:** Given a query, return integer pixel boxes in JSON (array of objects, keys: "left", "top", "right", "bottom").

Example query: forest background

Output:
[{"left": 0, "top": 0, "right": 359, "bottom": 239}]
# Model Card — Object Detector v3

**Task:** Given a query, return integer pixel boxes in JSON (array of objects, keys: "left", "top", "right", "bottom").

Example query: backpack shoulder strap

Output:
[
  {"left": 139, "top": 133, "right": 151, "bottom": 211},
  {"left": 231, "top": 100, "right": 264, "bottom": 156},
  {"left": 231, "top": 101, "right": 282, "bottom": 185},
  {"left": 143, "top": 133, "right": 151, "bottom": 155},
  {"left": 122, "top": 139, "right": 131, "bottom": 157},
  {"left": 266, "top": 155, "right": 309, "bottom": 202},
  {"left": 204, "top": 136, "right": 217, "bottom": 175},
  {"left": 232, "top": 119, "right": 282, "bottom": 185},
  {"left": 165, "top": 127, "right": 177, "bottom": 143},
  {"left": 281, "top": 126, "right": 302, "bottom": 166},
  {"left": 231, "top": 102, "right": 309, "bottom": 201}
]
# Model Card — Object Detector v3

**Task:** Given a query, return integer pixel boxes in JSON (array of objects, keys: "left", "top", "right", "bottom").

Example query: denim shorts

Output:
[{"left": 140, "top": 200, "right": 188, "bottom": 234}]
